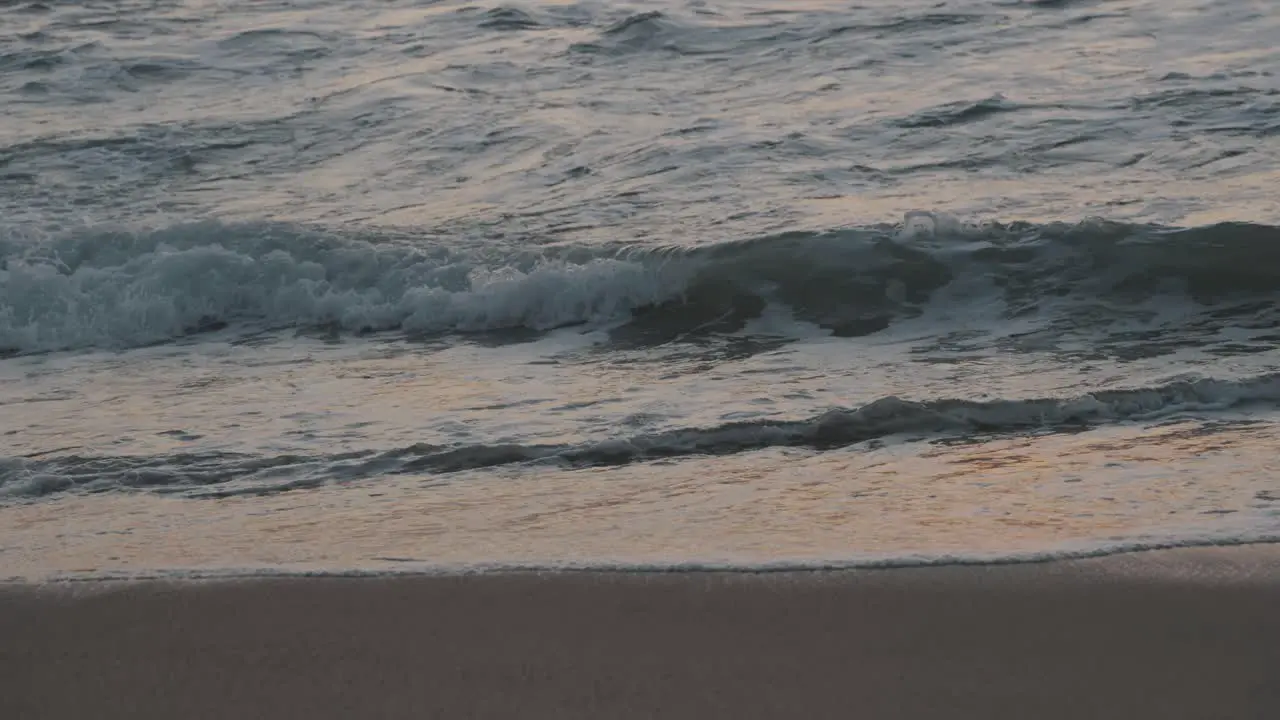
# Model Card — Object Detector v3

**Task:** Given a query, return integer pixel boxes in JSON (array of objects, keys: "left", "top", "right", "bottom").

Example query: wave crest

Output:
[{"left": 4, "top": 216, "right": 1280, "bottom": 354}]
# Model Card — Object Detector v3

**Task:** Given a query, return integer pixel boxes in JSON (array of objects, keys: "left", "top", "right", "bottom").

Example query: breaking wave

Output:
[{"left": 3, "top": 215, "right": 1280, "bottom": 354}]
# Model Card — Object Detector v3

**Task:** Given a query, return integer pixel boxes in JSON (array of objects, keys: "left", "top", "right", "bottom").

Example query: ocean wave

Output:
[
  {"left": 0, "top": 221, "right": 691, "bottom": 353},
  {"left": 477, "top": 7, "right": 545, "bottom": 32},
  {"left": 6, "top": 372, "right": 1279, "bottom": 499},
  {"left": 3, "top": 215, "right": 1280, "bottom": 354},
  {"left": 892, "top": 94, "right": 1024, "bottom": 128}
]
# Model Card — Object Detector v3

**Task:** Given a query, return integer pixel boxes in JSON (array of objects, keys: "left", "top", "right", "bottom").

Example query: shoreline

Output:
[
  {"left": 5, "top": 539, "right": 1279, "bottom": 585},
  {"left": 5, "top": 545, "right": 1278, "bottom": 719}
]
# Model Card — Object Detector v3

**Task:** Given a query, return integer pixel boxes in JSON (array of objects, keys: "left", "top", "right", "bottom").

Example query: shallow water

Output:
[{"left": 2, "top": 0, "right": 1279, "bottom": 578}]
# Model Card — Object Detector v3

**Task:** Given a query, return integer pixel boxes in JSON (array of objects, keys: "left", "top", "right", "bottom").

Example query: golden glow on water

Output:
[{"left": 4, "top": 418, "right": 1275, "bottom": 580}]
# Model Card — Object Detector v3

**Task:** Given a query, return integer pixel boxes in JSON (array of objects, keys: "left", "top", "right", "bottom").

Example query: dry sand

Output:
[{"left": 3, "top": 546, "right": 1279, "bottom": 720}]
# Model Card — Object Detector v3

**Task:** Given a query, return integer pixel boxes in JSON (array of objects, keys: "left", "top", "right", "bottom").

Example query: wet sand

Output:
[{"left": 3, "top": 546, "right": 1279, "bottom": 720}]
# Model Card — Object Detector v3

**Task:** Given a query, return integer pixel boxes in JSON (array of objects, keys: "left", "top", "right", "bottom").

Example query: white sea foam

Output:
[{"left": 0, "top": 222, "right": 691, "bottom": 353}]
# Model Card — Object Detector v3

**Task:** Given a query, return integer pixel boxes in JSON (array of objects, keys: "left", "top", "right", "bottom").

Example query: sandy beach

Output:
[{"left": 3, "top": 545, "right": 1278, "bottom": 720}]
